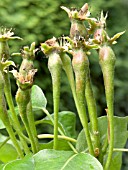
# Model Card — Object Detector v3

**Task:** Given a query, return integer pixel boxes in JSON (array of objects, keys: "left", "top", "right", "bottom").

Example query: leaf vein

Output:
[{"left": 60, "top": 154, "right": 77, "bottom": 170}]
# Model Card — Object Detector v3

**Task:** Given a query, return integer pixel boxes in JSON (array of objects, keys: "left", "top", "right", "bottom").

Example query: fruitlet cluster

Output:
[{"left": 0, "top": 2, "right": 125, "bottom": 170}]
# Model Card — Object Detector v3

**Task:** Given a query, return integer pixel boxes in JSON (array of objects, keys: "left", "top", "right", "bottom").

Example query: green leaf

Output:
[
  {"left": 44, "top": 111, "right": 77, "bottom": 138},
  {"left": 0, "top": 164, "right": 4, "bottom": 170},
  {"left": 39, "top": 139, "right": 71, "bottom": 151},
  {"left": 0, "top": 133, "right": 8, "bottom": 143},
  {"left": 36, "top": 119, "right": 64, "bottom": 134},
  {"left": 0, "top": 143, "right": 18, "bottom": 163},
  {"left": 3, "top": 154, "right": 34, "bottom": 170},
  {"left": 32, "top": 87, "right": 77, "bottom": 139},
  {"left": 37, "top": 111, "right": 77, "bottom": 151},
  {"left": 0, "top": 119, "right": 5, "bottom": 129},
  {"left": 57, "top": 111, "right": 77, "bottom": 138},
  {"left": 31, "top": 85, "right": 47, "bottom": 110},
  {"left": 104, "top": 116, "right": 128, "bottom": 170},
  {"left": 39, "top": 141, "right": 53, "bottom": 150},
  {"left": 33, "top": 149, "right": 103, "bottom": 170},
  {"left": 76, "top": 116, "right": 128, "bottom": 170}
]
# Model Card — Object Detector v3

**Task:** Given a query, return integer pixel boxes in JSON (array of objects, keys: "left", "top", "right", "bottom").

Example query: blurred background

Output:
[{"left": 0, "top": 0, "right": 128, "bottom": 169}]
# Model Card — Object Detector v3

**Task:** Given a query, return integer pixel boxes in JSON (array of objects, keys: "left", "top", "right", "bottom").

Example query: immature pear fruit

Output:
[
  {"left": 41, "top": 38, "right": 62, "bottom": 150},
  {"left": 93, "top": 12, "right": 124, "bottom": 169}
]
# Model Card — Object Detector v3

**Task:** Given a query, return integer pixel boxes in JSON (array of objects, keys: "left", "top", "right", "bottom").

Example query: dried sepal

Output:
[
  {"left": 41, "top": 37, "right": 59, "bottom": 55},
  {"left": 61, "top": 3, "right": 90, "bottom": 20},
  {"left": 92, "top": 11, "right": 124, "bottom": 46},
  {"left": 87, "top": 18, "right": 99, "bottom": 34},
  {"left": 21, "top": 42, "right": 36, "bottom": 60},
  {"left": 64, "top": 35, "right": 99, "bottom": 52},
  {"left": 84, "top": 43, "right": 99, "bottom": 51},
  {"left": 109, "top": 31, "right": 125, "bottom": 44},
  {"left": 11, "top": 53, "right": 21, "bottom": 57},
  {"left": 12, "top": 43, "right": 37, "bottom": 60},
  {"left": 60, "top": 6, "right": 71, "bottom": 17},
  {"left": 99, "top": 11, "right": 108, "bottom": 28},
  {"left": 0, "top": 27, "right": 22, "bottom": 41},
  {"left": 41, "top": 43, "right": 52, "bottom": 55},
  {"left": 93, "top": 29, "right": 125, "bottom": 46},
  {"left": 78, "top": 3, "right": 90, "bottom": 19},
  {"left": 41, "top": 36, "right": 71, "bottom": 56},
  {"left": 11, "top": 68, "right": 37, "bottom": 90},
  {"left": 1, "top": 60, "right": 16, "bottom": 72}
]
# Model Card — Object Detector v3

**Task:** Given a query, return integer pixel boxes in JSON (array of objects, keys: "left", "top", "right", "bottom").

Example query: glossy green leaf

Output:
[
  {"left": 34, "top": 149, "right": 103, "bottom": 170},
  {"left": 31, "top": 85, "right": 47, "bottom": 110},
  {"left": 76, "top": 116, "right": 128, "bottom": 170},
  {"left": 3, "top": 155, "right": 34, "bottom": 170},
  {"left": 0, "top": 143, "right": 18, "bottom": 163}
]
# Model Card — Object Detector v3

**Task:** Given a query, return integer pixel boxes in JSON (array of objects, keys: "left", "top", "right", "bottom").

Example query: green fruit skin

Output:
[
  {"left": 99, "top": 46, "right": 116, "bottom": 110},
  {"left": 60, "top": 53, "right": 76, "bottom": 94},
  {"left": 72, "top": 48, "right": 94, "bottom": 156},
  {"left": 72, "top": 48, "right": 89, "bottom": 94},
  {"left": 48, "top": 52, "right": 62, "bottom": 149},
  {"left": 99, "top": 45, "right": 116, "bottom": 170},
  {"left": 0, "top": 71, "right": 24, "bottom": 158},
  {"left": 85, "top": 69, "right": 101, "bottom": 158},
  {"left": 72, "top": 48, "right": 89, "bottom": 126},
  {"left": 70, "top": 19, "right": 88, "bottom": 39},
  {"left": 48, "top": 52, "right": 62, "bottom": 110},
  {"left": 0, "top": 41, "right": 9, "bottom": 60},
  {"left": 0, "top": 71, "right": 9, "bottom": 126},
  {"left": 19, "top": 59, "right": 34, "bottom": 76}
]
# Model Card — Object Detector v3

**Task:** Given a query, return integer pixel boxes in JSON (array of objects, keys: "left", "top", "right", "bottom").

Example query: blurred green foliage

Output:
[{"left": 0, "top": 0, "right": 128, "bottom": 168}]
